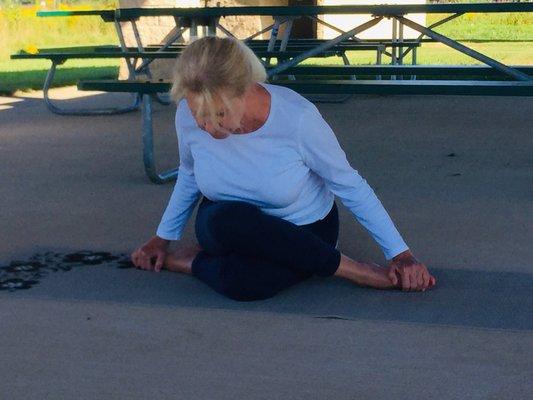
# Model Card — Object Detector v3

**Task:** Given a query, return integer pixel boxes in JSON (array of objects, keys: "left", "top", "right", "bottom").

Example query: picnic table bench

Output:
[
  {"left": 11, "top": 37, "right": 422, "bottom": 114},
  {"left": 10, "top": 49, "right": 177, "bottom": 115}
]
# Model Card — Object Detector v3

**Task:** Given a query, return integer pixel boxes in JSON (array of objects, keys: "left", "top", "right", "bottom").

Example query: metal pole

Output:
[
  {"left": 398, "top": 19, "right": 404, "bottom": 80},
  {"left": 392, "top": 17, "right": 397, "bottom": 64},
  {"left": 131, "top": 19, "right": 152, "bottom": 79},
  {"left": 268, "top": 17, "right": 282, "bottom": 51},
  {"left": 135, "top": 26, "right": 187, "bottom": 73},
  {"left": 190, "top": 19, "right": 198, "bottom": 42},
  {"left": 399, "top": 19, "right": 404, "bottom": 65},
  {"left": 267, "top": 16, "right": 383, "bottom": 77},
  {"left": 402, "top": 13, "right": 463, "bottom": 60},
  {"left": 243, "top": 20, "right": 282, "bottom": 42},
  {"left": 217, "top": 23, "right": 238, "bottom": 38},
  {"left": 43, "top": 60, "right": 140, "bottom": 115},
  {"left": 265, "top": 16, "right": 283, "bottom": 67},
  {"left": 398, "top": 15, "right": 532, "bottom": 81},
  {"left": 142, "top": 94, "right": 179, "bottom": 184},
  {"left": 280, "top": 18, "right": 295, "bottom": 51},
  {"left": 114, "top": 20, "right": 135, "bottom": 78},
  {"left": 207, "top": 16, "right": 218, "bottom": 36},
  {"left": 309, "top": 15, "right": 362, "bottom": 42},
  {"left": 391, "top": 18, "right": 397, "bottom": 80},
  {"left": 377, "top": 45, "right": 383, "bottom": 80},
  {"left": 411, "top": 47, "right": 417, "bottom": 80}
]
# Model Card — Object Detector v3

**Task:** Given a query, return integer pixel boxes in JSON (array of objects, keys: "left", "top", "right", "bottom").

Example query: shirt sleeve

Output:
[
  {"left": 296, "top": 102, "right": 409, "bottom": 261},
  {"left": 156, "top": 107, "right": 202, "bottom": 241}
]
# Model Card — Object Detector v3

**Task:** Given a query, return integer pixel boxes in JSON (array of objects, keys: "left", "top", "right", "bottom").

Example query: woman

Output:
[{"left": 131, "top": 36, "right": 436, "bottom": 301}]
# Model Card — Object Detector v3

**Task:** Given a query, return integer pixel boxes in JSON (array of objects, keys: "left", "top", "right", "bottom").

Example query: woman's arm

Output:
[
  {"left": 296, "top": 103, "right": 436, "bottom": 291},
  {"left": 133, "top": 111, "right": 200, "bottom": 272},
  {"left": 296, "top": 102, "right": 409, "bottom": 261},
  {"left": 156, "top": 109, "right": 202, "bottom": 241}
]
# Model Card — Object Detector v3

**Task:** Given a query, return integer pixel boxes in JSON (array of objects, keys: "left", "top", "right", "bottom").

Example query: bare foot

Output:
[{"left": 163, "top": 244, "right": 203, "bottom": 275}]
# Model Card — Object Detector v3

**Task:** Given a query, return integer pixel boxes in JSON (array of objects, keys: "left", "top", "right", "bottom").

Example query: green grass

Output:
[
  {"left": 410, "top": 41, "right": 532, "bottom": 65},
  {"left": 0, "top": 3, "right": 120, "bottom": 94},
  {"left": 0, "top": 59, "right": 119, "bottom": 94},
  {"left": 427, "top": 12, "right": 533, "bottom": 41},
  {"left": 0, "top": 10, "right": 118, "bottom": 61},
  {"left": 300, "top": 41, "right": 533, "bottom": 66}
]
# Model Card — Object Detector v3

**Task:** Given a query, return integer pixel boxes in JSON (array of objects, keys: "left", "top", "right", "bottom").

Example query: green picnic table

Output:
[{"left": 10, "top": 3, "right": 533, "bottom": 184}]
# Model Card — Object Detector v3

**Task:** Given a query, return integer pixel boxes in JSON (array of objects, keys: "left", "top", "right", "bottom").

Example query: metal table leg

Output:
[
  {"left": 141, "top": 94, "right": 179, "bottom": 184},
  {"left": 114, "top": 19, "right": 136, "bottom": 78},
  {"left": 402, "top": 13, "right": 464, "bottom": 81},
  {"left": 43, "top": 60, "right": 141, "bottom": 116},
  {"left": 397, "top": 15, "right": 532, "bottom": 82},
  {"left": 391, "top": 17, "right": 397, "bottom": 80},
  {"left": 130, "top": 19, "right": 171, "bottom": 106},
  {"left": 267, "top": 16, "right": 383, "bottom": 77},
  {"left": 377, "top": 45, "right": 383, "bottom": 80}
]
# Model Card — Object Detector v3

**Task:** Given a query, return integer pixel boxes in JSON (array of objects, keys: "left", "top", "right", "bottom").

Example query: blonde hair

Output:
[{"left": 170, "top": 36, "right": 267, "bottom": 130}]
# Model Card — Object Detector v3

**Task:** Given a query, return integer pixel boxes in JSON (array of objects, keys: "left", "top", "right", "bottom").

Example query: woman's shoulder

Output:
[
  {"left": 176, "top": 98, "right": 189, "bottom": 115},
  {"left": 175, "top": 98, "right": 197, "bottom": 128},
  {"left": 262, "top": 82, "right": 316, "bottom": 111}
]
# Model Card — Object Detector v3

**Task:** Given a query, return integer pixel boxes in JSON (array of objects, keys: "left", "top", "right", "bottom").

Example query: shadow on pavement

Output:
[{"left": 2, "top": 250, "right": 531, "bottom": 332}]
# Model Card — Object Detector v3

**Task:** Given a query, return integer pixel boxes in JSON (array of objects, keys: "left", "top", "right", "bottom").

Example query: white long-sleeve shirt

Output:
[{"left": 156, "top": 82, "right": 409, "bottom": 260}]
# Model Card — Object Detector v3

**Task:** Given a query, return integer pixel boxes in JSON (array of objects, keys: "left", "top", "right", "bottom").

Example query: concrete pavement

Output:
[{"left": 1, "top": 87, "right": 532, "bottom": 399}]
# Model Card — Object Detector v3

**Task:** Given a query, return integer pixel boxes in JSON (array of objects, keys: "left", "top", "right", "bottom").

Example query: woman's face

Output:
[{"left": 185, "top": 90, "right": 246, "bottom": 140}]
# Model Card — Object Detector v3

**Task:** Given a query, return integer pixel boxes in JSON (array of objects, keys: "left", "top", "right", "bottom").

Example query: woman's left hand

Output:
[{"left": 386, "top": 250, "right": 436, "bottom": 292}]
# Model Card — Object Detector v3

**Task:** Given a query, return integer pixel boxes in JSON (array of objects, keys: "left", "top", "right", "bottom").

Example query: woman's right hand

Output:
[{"left": 131, "top": 236, "right": 170, "bottom": 272}]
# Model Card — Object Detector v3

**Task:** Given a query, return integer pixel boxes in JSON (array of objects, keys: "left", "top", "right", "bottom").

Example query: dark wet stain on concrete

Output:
[{"left": 0, "top": 251, "right": 135, "bottom": 292}]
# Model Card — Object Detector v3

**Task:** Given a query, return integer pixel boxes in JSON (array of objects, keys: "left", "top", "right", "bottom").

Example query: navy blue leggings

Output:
[{"left": 191, "top": 196, "right": 341, "bottom": 301}]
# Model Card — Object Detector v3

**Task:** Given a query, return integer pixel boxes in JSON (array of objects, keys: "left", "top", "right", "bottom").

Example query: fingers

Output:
[
  {"left": 407, "top": 270, "right": 419, "bottom": 291},
  {"left": 401, "top": 270, "right": 411, "bottom": 291},
  {"left": 131, "top": 244, "right": 169, "bottom": 273},
  {"left": 131, "top": 249, "right": 154, "bottom": 271},
  {"left": 421, "top": 269, "right": 431, "bottom": 291},
  {"left": 398, "top": 265, "right": 435, "bottom": 292},
  {"left": 131, "top": 250, "right": 143, "bottom": 269},
  {"left": 387, "top": 266, "right": 399, "bottom": 286},
  {"left": 154, "top": 252, "right": 166, "bottom": 272},
  {"left": 385, "top": 261, "right": 438, "bottom": 293},
  {"left": 418, "top": 265, "right": 437, "bottom": 291},
  {"left": 137, "top": 251, "right": 151, "bottom": 270},
  {"left": 142, "top": 253, "right": 154, "bottom": 270}
]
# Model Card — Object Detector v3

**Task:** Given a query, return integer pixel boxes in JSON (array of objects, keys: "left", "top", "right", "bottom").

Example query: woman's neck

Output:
[{"left": 237, "top": 83, "right": 271, "bottom": 134}]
